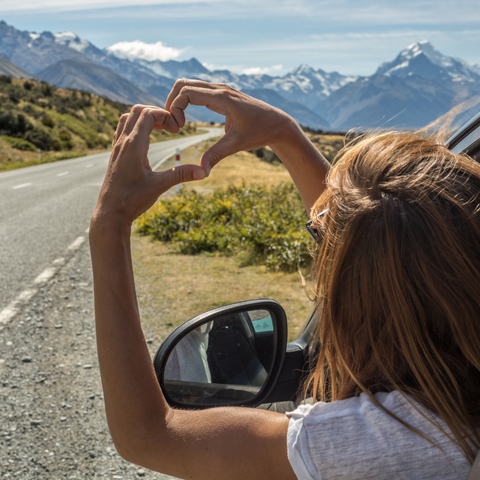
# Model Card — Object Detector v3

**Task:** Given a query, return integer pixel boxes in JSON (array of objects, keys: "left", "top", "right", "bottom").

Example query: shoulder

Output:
[{"left": 286, "top": 391, "right": 470, "bottom": 480}]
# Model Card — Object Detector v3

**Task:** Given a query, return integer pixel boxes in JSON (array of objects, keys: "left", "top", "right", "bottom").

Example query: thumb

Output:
[
  {"left": 154, "top": 164, "right": 207, "bottom": 191},
  {"left": 200, "top": 134, "right": 239, "bottom": 175}
]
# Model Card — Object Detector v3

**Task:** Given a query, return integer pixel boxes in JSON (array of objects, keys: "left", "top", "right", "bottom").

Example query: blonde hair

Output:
[{"left": 305, "top": 131, "right": 480, "bottom": 462}]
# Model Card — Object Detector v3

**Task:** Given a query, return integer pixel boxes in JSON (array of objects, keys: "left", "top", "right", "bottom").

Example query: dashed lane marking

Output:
[
  {"left": 0, "top": 236, "right": 86, "bottom": 332},
  {"left": 68, "top": 236, "right": 85, "bottom": 251},
  {"left": 34, "top": 266, "right": 58, "bottom": 285},
  {"left": 12, "top": 183, "right": 32, "bottom": 190},
  {"left": 57, "top": 171, "right": 69, "bottom": 177},
  {"left": 0, "top": 289, "right": 37, "bottom": 328}
]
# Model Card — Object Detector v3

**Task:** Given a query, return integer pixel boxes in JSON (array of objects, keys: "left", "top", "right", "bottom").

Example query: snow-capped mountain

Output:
[
  {"left": 53, "top": 31, "right": 91, "bottom": 53},
  {"left": 376, "top": 41, "right": 480, "bottom": 84},
  {"left": 0, "top": 23, "right": 87, "bottom": 75},
  {"left": 1, "top": 20, "right": 479, "bottom": 130},
  {"left": 261, "top": 64, "right": 357, "bottom": 106},
  {"left": 118, "top": 54, "right": 357, "bottom": 109}
]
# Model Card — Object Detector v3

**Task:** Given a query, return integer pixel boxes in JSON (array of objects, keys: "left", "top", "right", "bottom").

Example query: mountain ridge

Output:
[
  {"left": 0, "top": 53, "right": 32, "bottom": 79},
  {"left": 1, "top": 20, "right": 479, "bottom": 130}
]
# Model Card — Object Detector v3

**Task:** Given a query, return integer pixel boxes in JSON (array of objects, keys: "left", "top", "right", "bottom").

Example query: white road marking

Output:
[
  {"left": 86, "top": 164, "right": 93, "bottom": 168},
  {"left": 67, "top": 236, "right": 85, "bottom": 251},
  {"left": 17, "top": 289, "right": 37, "bottom": 302},
  {"left": 0, "top": 232, "right": 88, "bottom": 331},
  {"left": 57, "top": 171, "right": 69, "bottom": 177},
  {"left": 12, "top": 183, "right": 32, "bottom": 190},
  {"left": 85, "top": 227, "right": 90, "bottom": 234},
  {"left": 0, "top": 289, "right": 37, "bottom": 328},
  {"left": 34, "top": 266, "right": 58, "bottom": 285},
  {"left": 0, "top": 304, "right": 20, "bottom": 326}
]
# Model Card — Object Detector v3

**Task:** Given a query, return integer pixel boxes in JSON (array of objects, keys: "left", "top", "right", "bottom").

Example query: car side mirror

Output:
[{"left": 153, "top": 299, "right": 288, "bottom": 409}]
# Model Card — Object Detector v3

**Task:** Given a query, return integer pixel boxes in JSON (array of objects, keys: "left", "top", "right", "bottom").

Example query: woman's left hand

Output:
[
  {"left": 92, "top": 105, "right": 207, "bottom": 228},
  {"left": 89, "top": 105, "right": 295, "bottom": 480}
]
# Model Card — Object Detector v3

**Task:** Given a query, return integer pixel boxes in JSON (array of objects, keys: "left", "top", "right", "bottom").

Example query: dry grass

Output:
[
  {"left": 156, "top": 140, "right": 293, "bottom": 191},
  {"left": 307, "top": 133, "right": 345, "bottom": 163},
  {"left": 132, "top": 235, "right": 316, "bottom": 344},
  {"left": 0, "top": 139, "right": 23, "bottom": 165}
]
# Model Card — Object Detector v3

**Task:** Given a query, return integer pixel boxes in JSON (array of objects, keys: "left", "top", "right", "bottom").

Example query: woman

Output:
[{"left": 89, "top": 79, "right": 480, "bottom": 479}]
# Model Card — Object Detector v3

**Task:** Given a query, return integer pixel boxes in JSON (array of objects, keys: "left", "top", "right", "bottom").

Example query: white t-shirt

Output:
[{"left": 287, "top": 390, "right": 472, "bottom": 480}]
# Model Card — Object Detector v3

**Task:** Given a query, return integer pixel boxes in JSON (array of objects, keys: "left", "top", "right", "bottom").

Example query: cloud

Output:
[
  {"left": 106, "top": 40, "right": 184, "bottom": 62},
  {"left": 242, "top": 65, "right": 283, "bottom": 75},
  {"left": 202, "top": 62, "right": 231, "bottom": 71},
  {"left": 0, "top": 0, "right": 219, "bottom": 12}
]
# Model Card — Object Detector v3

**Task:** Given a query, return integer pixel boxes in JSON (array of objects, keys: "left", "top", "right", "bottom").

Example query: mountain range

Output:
[{"left": 1, "top": 20, "right": 479, "bottom": 130}]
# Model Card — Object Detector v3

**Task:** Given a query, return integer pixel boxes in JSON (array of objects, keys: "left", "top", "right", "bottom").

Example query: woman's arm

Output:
[
  {"left": 90, "top": 105, "right": 296, "bottom": 480},
  {"left": 166, "top": 79, "right": 330, "bottom": 212}
]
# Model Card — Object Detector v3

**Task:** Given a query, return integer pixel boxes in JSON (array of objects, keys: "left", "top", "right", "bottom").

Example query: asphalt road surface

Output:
[{"left": 0, "top": 128, "right": 223, "bottom": 314}]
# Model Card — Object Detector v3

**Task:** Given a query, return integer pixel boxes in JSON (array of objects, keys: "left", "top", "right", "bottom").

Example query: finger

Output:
[
  {"left": 169, "top": 87, "right": 232, "bottom": 127},
  {"left": 130, "top": 108, "right": 180, "bottom": 157},
  {"left": 200, "top": 133, "right": 239, "bottom": 175},
  {"left": 123, "top": 104, "right": 154, "bottom": 136},
  {"left": 153, "top": 163, "right": 207, "bottom": 191},
  {"left": 135, "top": 107, "right": 180, "bottom": 136},
  {"left": 165, "top": 79, "right": 220, "bottom": 112},
  {"left": 114, "top": 114, "right": 129, "bottom": 144}
]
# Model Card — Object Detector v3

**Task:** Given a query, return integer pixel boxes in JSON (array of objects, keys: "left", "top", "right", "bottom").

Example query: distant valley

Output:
[{"left": 1, "top": 20, "right": 479, "bottom": 130}]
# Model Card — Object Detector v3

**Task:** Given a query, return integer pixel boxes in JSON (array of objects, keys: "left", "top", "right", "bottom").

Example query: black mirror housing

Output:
[{"left": 153, "top": 299, "right": 288, "bottom": 409}]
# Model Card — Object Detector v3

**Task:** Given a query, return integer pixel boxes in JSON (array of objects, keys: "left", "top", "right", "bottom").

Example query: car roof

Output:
[{"left": 445, "top": 111, "right": 480, "bottom": 160}]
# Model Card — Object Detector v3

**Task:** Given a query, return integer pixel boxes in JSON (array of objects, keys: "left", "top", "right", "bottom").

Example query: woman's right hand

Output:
[{"left": 165, "top": 79, "right": 299, "bottom": 175}]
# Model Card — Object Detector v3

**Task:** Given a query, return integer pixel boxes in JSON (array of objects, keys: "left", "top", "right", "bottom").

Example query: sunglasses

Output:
[{"left": 305, "top": 209, "right": 328, "bottom": 244}]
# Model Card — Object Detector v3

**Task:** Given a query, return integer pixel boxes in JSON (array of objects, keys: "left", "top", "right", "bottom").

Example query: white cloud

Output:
[
  {"left": 242, "top": 65, "right": 283, "bottom": 75},
  {"left": 106, "top": 40, "right": 184, "bottom": 62},
  {"left": 202, "top": 62, "right": 230, "bottom": 71},
  {"left": 0, "top": 0, "right": 219, "bottom": 12}
]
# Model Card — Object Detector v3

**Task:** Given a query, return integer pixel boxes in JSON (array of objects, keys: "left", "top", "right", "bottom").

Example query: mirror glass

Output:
[{"left": 163, "top": 309, "right": 276, "bottom": 406}]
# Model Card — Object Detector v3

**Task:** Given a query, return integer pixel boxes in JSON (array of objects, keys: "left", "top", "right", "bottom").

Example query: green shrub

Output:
[
  {"left": 250, "top": 147, "right": 282, "bottom": 164},
  {"left": 41, "top": 115, "right": 55, "bottom": 128},
  {"left": 24, "top": 126, "right": 57, "bottom": 151},
  {"left": 0, "top": 111, "right": 30, "bottom": 135},
  {"left": 40, "top": 82, "right": 54, "bottom": 97},
  {"left": 136, "top": 183, "right": 313, "bottom": 271},
  {"left": 0, "top": 136, "right": 36, "bottom": 151}
]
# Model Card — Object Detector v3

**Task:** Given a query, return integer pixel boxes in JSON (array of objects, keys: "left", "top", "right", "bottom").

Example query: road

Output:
[{"left": 0, "top": 128, "right": 223, "bottom": 314}]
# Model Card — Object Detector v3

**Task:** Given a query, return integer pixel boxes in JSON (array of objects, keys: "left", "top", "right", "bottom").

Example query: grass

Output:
[
  {"left": 132, "top": 235, "right": 316, "bottom": 343},
  {"left": 0, "top": 148, "right": 88, "bottom": 171},
  {"left": 157, "top": 140, "right": 294, "bottom": 190}
]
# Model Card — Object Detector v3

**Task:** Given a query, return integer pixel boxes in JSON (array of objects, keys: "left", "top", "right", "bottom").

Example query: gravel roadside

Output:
[{"left": 0, "top": 238, "right": 179, "bottom": 480}]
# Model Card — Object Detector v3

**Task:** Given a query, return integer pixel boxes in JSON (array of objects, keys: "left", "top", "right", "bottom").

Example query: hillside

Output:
[
  {"left": 0, "top": 76, "right": 198, "bottom": 169},
  {"left": 0, "top": 54, "right": 32, "bottom": 79},
  {"left": 37, "top": 59, "right": 163, "bottom": 107}
]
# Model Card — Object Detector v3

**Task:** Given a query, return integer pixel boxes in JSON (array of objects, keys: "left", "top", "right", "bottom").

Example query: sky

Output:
[{"left": 0, "top": 0, "right": 479, "bottom": 77}]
